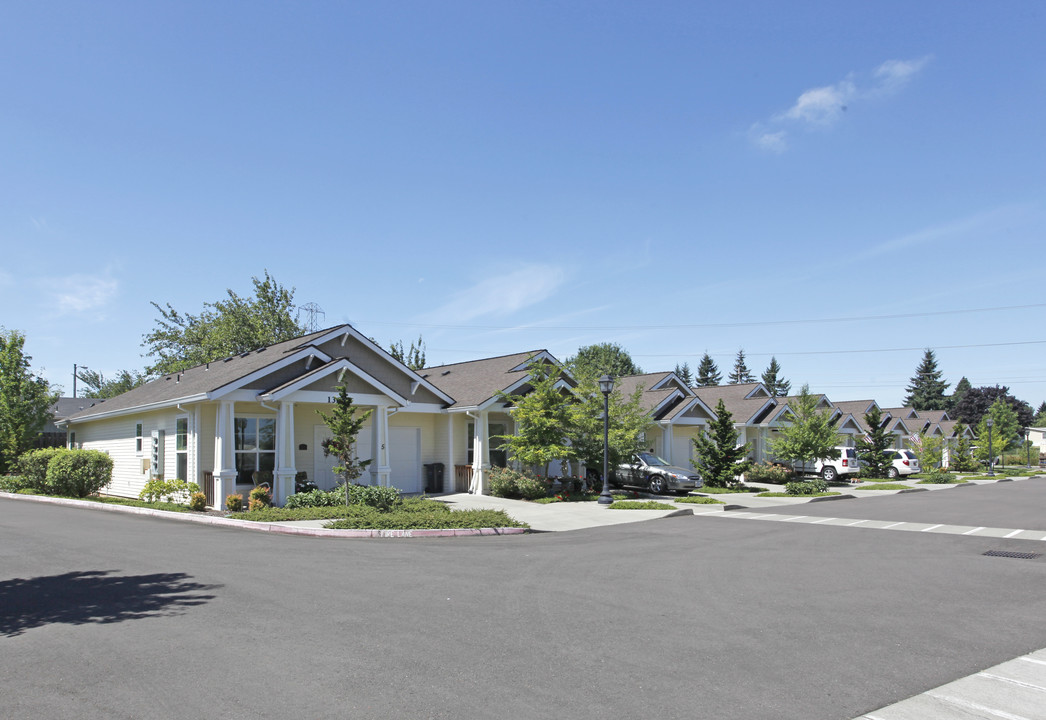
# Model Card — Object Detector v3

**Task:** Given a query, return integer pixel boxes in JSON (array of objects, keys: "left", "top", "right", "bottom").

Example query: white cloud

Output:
[
  {"left": 419, "top": 264, "right": 567, "bottom": 324},
  {"left": 751, "top": 56, "right": 930, "bottom": 151},
  {"left": 51, "top": 276, "right": 119, "bottom": 315}
]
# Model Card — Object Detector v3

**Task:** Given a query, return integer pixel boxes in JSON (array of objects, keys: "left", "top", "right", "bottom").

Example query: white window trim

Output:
[{"left": 135, "top": 421, "right": 144, "bottom": 455}]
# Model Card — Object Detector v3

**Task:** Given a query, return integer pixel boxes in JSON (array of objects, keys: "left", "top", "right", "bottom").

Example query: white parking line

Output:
[
  {"left": 926, "top": 691, "right": 1033, "bottom": 720},
  {"left": 921, "top": 524, "right": 943, "bottom": 532},
  {"left": 963, "top": 526, "right": 985, "bottom": 535},
  {"left": 977, "top": 671, "right": 1046, "bottom": 692},
  {"left": 846, "top": 519, "right": 867, "bottom": 526},
  {"left": 881, "top": 522, "right": 904, "bottom": 529},
  {"left": 810, "top": 517, "right": 836, "bottom": 524},
  {"left": 1005, "top": 529, "right": 1025, "bottom": 538},
  {"left": 780, "top": 516, "right": 808, "bottom": 522}
]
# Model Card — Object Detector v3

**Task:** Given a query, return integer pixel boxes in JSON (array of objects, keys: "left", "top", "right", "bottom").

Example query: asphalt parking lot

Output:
[{"left": 2, "top": 478, "right": 1045, "bottom": 719}]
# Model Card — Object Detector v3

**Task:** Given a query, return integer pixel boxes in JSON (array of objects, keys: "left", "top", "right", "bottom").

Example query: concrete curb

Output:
[{"left": 0, "top": 492, "right": 529, "bottom": 539}]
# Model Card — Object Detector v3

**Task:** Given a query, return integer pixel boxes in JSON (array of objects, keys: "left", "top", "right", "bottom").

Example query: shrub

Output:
[
  {"left": 785, "top": 478, "right": 828, "bottom": 496},
  {"left": 188, "top": 491, "right": 208, "bottom": 511},
  {"left": 248, "top": 485, "right": 273, "bottom": 511},
  {"left": 0, "top": 475, "right": 32, "bottom": 492},
  {"left": 745, "top": 462, "right": 794, "bottom": 484},
  {"left": 15, "top": 448, "right": 65, "bottom": 490},
  {"left": 139, "top": 477, "right": 199, "bottom": 503},
  {"left": 44, "top": 449, "right": 114, "bottom": 498},
  {"left": 488, "top": 466, "right": 549, "bottom": 500},
  {"left": 608, "top": 500, "right": 676, "bottom": 510},
  {"left": 285, "top": 487, "right": 345, "bottom": 509},
  {"left": 284, "top": 483, "right": 402, "bottom": 510},
  {"left": 920, "top": 470, "right": 956, "bottom": 484},
  {"left": 225, "top": 493, "right": 243, "bottom": 512}
]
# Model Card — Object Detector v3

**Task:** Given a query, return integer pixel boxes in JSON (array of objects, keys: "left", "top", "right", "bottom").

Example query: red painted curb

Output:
[{"left": 0, "top": 492, "right": 529, "bottom": 539}]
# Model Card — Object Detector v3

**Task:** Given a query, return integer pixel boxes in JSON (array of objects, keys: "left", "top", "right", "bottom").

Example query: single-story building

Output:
[{"left": 62, "top": 324, "right": 570, "bottom": 509}]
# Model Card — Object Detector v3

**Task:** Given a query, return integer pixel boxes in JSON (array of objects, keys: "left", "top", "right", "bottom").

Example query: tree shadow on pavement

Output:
[{"left": 0, "top": 570, "right": 221, "bottom": 637}]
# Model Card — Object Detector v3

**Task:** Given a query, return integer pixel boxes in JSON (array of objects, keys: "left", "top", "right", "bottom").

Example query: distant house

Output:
[{"left": 614, "top": 372, "right": 717, "bottom": 468}]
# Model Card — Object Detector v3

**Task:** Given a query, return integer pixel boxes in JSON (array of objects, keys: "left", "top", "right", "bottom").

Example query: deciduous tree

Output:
[
  {"left": 767, "top": 385, "right": 840, "bottom": 468},
  {"left": 691, "top": 399, "right": 751, "bottom": 488},
  {"left": 952, "top": 385, "right": 1033, "bottom": 428},
  {"left": 974, "top": 399, "right": 1021, "bottom": 465},
  {"left": 77, "top": 368, "right": 149, "bottom": 399},
  {"left": 565, "top": 343, "right": 641, "bottom": 381},
  {"left": 389, "top": 336, "right": 426, "bottom": 370},
  {"left": 0, "top": 329, "right": 59, "bottom": 474},
  {"left": 496, "top": 361, "right": 573, "bottom": 476},
  {"left": 566, "top": 377, "right": 652, "bottom": 480},
  {"left": 142, "top": 271, "right": 305, "bottom": 376}
]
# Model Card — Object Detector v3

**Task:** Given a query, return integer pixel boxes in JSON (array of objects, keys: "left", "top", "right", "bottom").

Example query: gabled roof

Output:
[
  {"left": 419, "top": 350, "right": 560, "bottom": 410},
  {"left": 916, "top": 409, "right": 951, "bottom": 423},
  {"left": 764, "top": 393, "right": 839, "bottom": 425},
  {"left": 883, "top": 415, "right": 913, "bottom": 435},
  {"left": 832, "top": 400, "right": 880, "bottom": 420},
  {"left": 64, "top": 324, "right": 455, "bottom": 422},
  {"left": 883, "top": 406, "right": 920, "bottom": 420},
  {"left": 693, "top": 384, "right": 777, "bottom": 425},
  {"left": 614, "top": 373, "right": 688, "bottom": 418}
]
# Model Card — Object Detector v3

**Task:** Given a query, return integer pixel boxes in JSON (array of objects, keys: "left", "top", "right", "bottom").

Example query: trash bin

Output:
[{"left": 423, "top": 462, "right": 445, "bottom": 494}]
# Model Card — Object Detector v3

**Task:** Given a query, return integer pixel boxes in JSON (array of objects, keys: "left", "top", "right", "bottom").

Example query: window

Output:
[
  {"left": 69, "top": 432, "right": 76, "bottom": 450},
  {"left": 234, "top": 417, "right": 275, "bottom": 484},
  {"left": 135, "top": 422, "right": 144, "bottom": 453},
  {"left": 175, "top": 417, "right": 188, "bottom": 482},
  {"left": 466, "top": 422, "right": 507, "bottom": 468}
]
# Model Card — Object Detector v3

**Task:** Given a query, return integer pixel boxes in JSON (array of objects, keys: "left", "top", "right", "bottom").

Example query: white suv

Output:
[
  {"left": 886, "top": 449, "right": 920, "bottom": 478},
  {"left": 793, "top": 446, "right": 861, "bottom": 482}
]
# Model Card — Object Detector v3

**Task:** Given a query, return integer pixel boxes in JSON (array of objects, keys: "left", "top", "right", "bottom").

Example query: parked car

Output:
[
  {"left": 886, "top": 449, "right": 920, "bottom": 478},
  {"left": 792, "top": 446, "right": 861, "bottom": 482},
  {"left": 611, "top": 452, "right": 703, "bottom": 494}
]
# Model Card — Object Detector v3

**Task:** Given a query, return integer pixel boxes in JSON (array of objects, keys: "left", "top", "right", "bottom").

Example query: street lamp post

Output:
[
  {"left": 986, "top": 417, "right": 994, "bottom": 477},
  {"left": 73, "top": 364, "right": 89, "bottom": 399},
  {"left": 598, "top": 374, "right": 614, "bottom": 506},
  {"left": 1024, "top": 428, "right": 1031, "bottom": 468}
]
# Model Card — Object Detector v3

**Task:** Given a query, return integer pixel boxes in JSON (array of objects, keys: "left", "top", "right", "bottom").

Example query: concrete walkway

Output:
[{"left": 436, "top": 492, "right": 692, "bottom": 531}]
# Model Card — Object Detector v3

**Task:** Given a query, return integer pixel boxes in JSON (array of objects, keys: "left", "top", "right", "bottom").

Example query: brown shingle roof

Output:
[
  {"left": 693, "top": 385, "right": 776, "bottom": 424},
  {"left": 419, "top": 350, "right": 551, "bottom": 409}
]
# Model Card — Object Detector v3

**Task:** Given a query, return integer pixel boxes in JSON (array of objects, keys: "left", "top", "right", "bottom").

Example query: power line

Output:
[
  {"left": 362, "top": 302, "right": 1046, "bottom": 332},
  {"left": 632, "top": 339, "right": 1046, "bottom": 358}
]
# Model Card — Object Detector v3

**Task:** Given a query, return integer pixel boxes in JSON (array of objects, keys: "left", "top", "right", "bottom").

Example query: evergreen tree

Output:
[
  {"left": 389, "top": 335, "right": 426, "bottom": 370},
  {"left": 760, "top": 356, "right": 791, "bottom": 397},
  {"left": 946, "top": 376, "right": 972, "bottom": 412},
  {"left": 950, "top": 422, "right": 977, "bottom": 472},
  {"left": 317, "top": 385, "right": 373, "bottom": 503},
  {"left": 904, "top": 349, "right": 950, "bottom": 411},
  {"left": 691, "top": 399, "right": 752, "bottom": 488},
  {"left": 728, "top": 349, "right": 755, "bottom": 384},
  {"left": 767, "top": 385, "right": 841, "bottom": 467},
  {"left": 674, "top": 362, "right": 693, "bottom": 387},
  {"left": 566, "top": 343, "right": 641, "bottom": 382},
  {"left": 695, "top": 353, "right": 721, "bottom": 387},
  {"left": 0, "top": 329, "right": 59, "bottom": 474},
  {"left": 1034, "top": 401, "right": 1046, "bottom": 426},
  {"left": 855, "top": 406, "right": 892, "bottom": 478}
]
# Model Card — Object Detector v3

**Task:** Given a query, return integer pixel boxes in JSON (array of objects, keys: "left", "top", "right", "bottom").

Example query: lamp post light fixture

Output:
[
  {"left": 73, "top": 364, "right": 89, "bottom": 399},
  {"left": 598, "top": 374, "right": 615, "bottom": 506},
  {"left": 985, "top": 416, "right": 994, "bottom": 477}
]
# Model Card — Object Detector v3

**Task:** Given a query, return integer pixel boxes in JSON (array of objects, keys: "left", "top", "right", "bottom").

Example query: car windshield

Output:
[{"left": 637, "top": 452, "right": 669, "bottom": 466}]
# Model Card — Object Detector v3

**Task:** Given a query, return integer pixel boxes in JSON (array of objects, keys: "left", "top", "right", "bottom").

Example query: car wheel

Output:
[
  {"left": 887, "top": 467, "right": 899, "bottom": 479},
  {"left": 821, "top": 466, "right": 838, "bottom": 482},
  {"left": 647, "top": 475, "right": 666, "bottom": 494}
]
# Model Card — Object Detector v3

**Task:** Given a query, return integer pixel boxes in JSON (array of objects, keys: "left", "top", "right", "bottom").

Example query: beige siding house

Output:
[{"left": 64, "top": 325, "right": 566, "bottom": 509}]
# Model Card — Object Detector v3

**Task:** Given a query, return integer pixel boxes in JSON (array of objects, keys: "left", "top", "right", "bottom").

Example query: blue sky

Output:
[{"left": 2, "top": 1, "right": 1044, "bottom": 409}]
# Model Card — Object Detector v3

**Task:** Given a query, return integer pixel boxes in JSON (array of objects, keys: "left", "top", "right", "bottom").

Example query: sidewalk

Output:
[{"left": 437, "top": 492, "right": 692, "bottom": 532}]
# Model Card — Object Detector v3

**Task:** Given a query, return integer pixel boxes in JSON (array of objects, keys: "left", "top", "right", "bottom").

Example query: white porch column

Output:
[
  {"left": 446, "top": 414, "right": 455, "bottom": 494},
  {"left": 214, "top": 400, "right": 236, "bottom": 510},
  {"left": 275, "top": 401, "right": 297, "bottom": 505},
  {"left": 192, "top": 405, "right": 202, "bottom": 492},
  {"left": 661, "top": 423, "right": 674, "bottom": 465},
  {"left": 370, "top": 405, "right": 392, "bottom": 487},
  {"left": 470, "top": 411, "right": 490, "bottom": 495}
]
